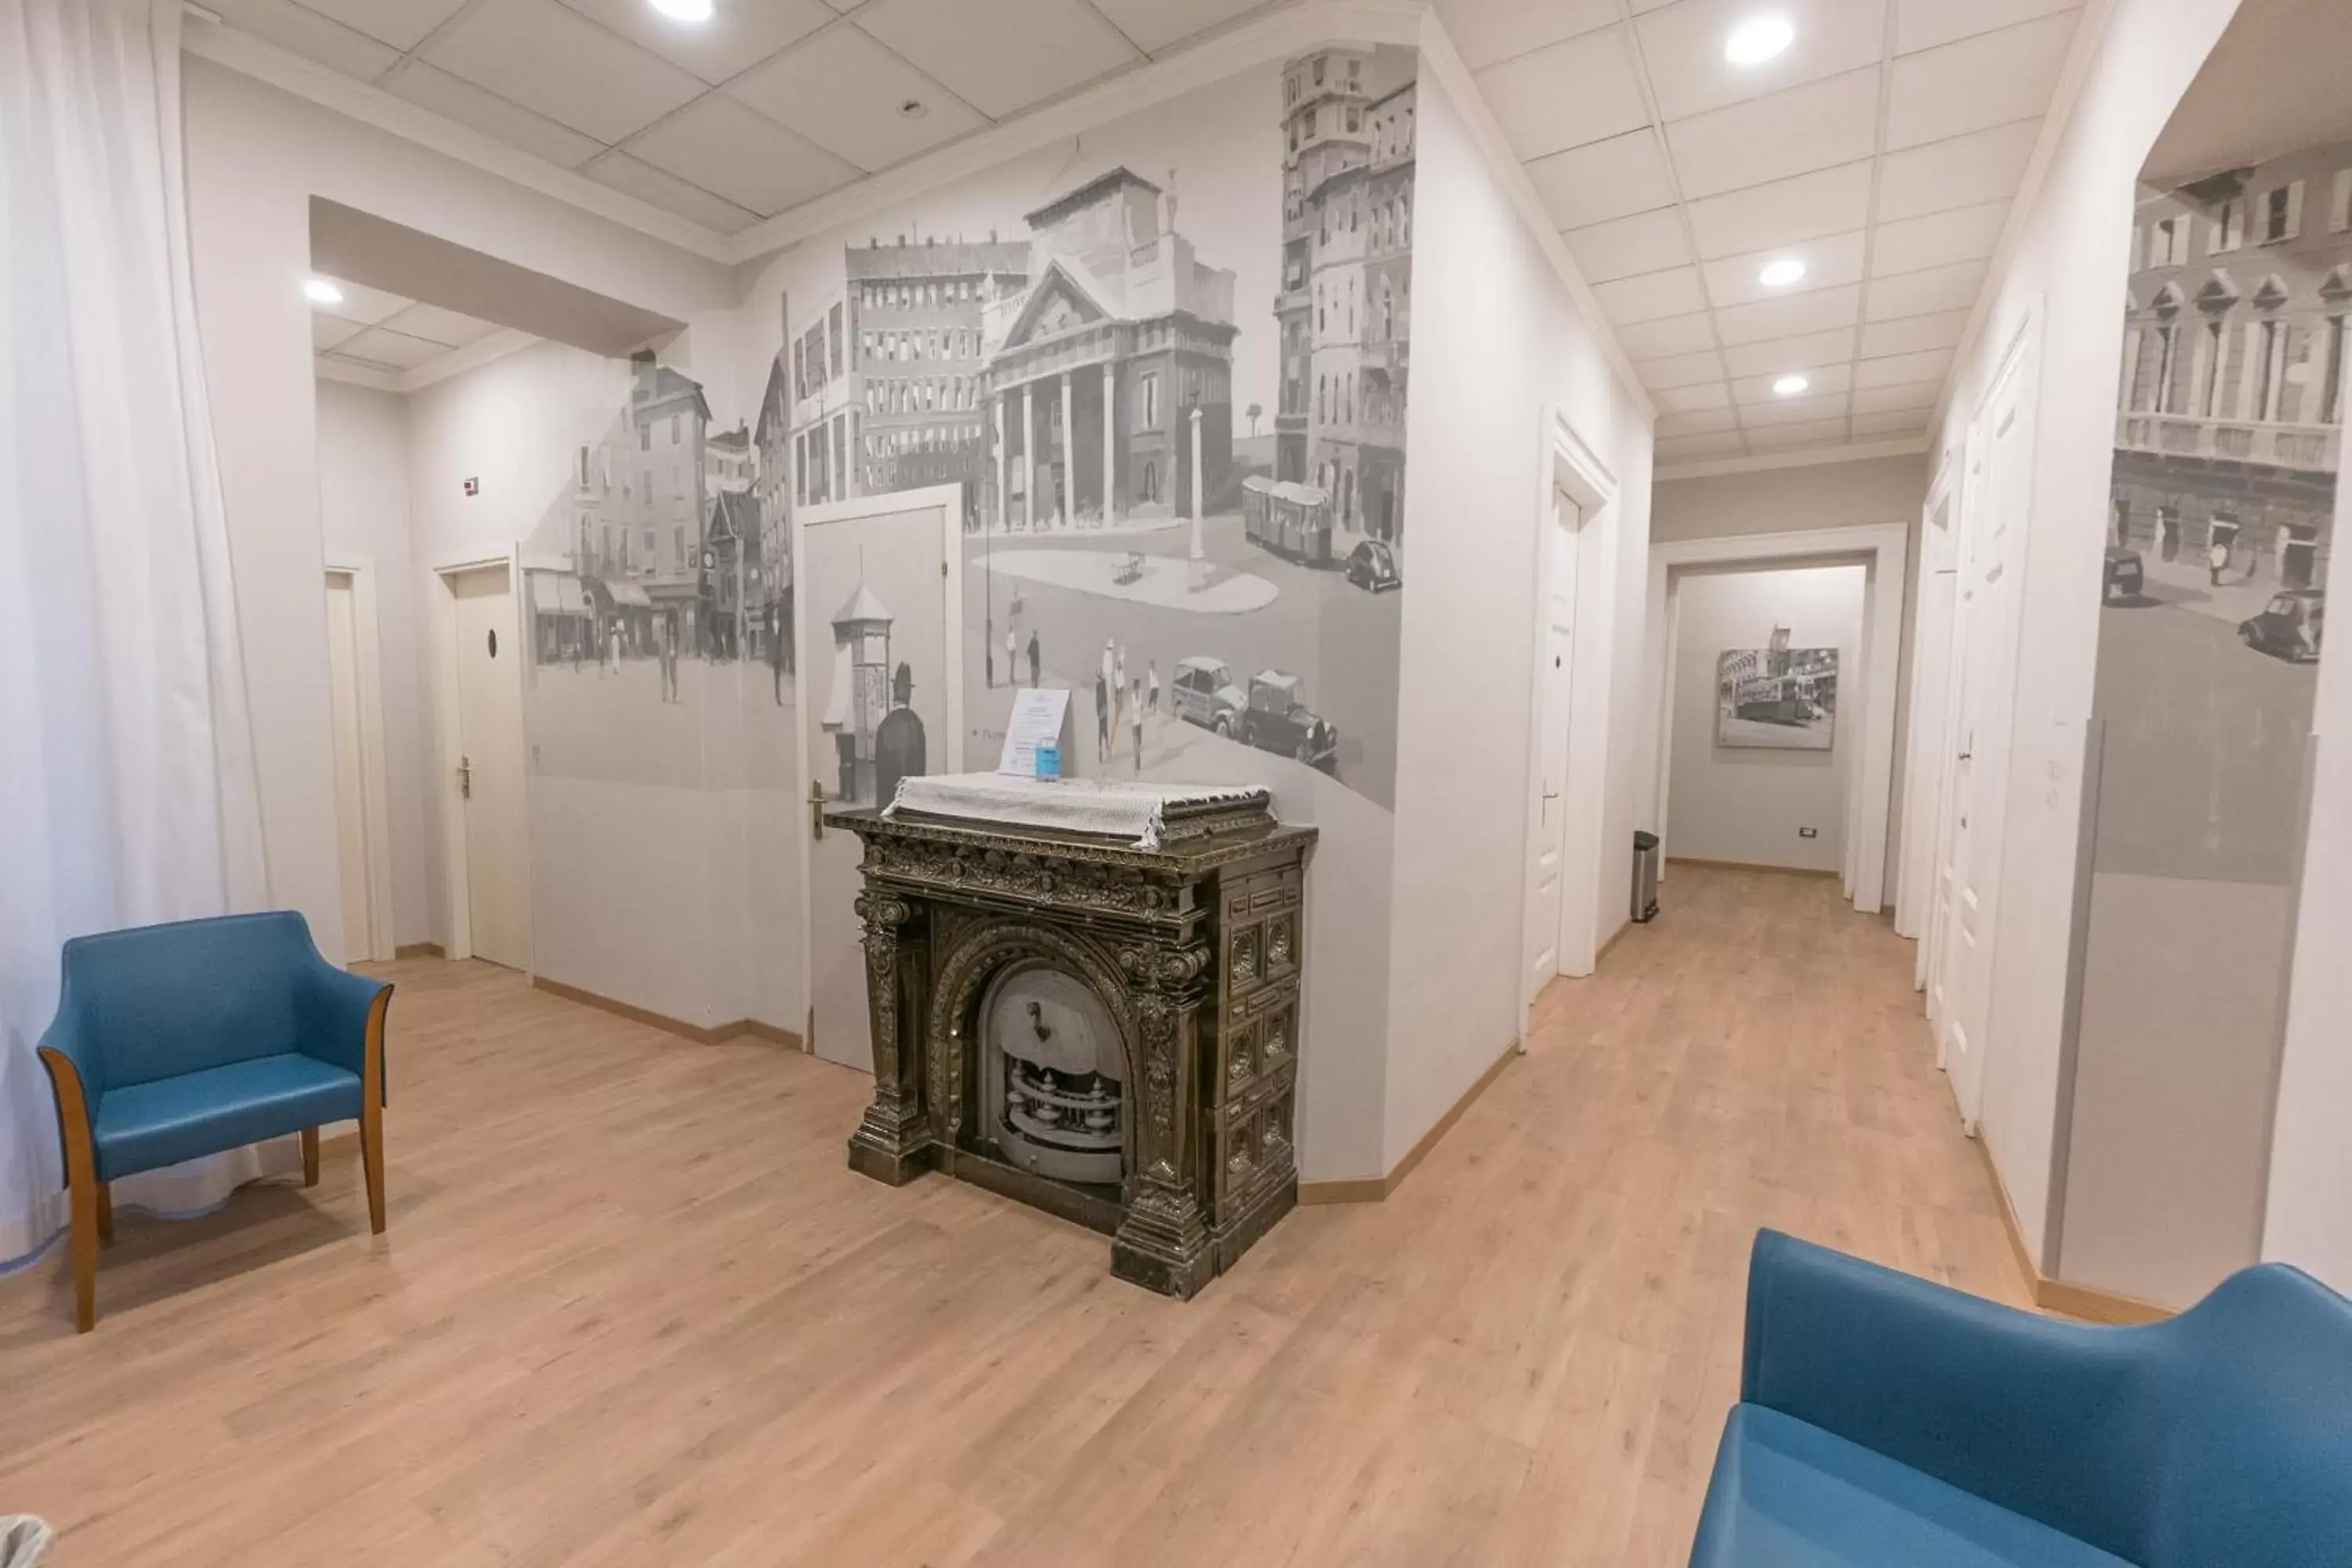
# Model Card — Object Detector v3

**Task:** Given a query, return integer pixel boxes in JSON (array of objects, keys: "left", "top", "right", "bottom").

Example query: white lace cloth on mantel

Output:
[{"left": 884, "top": 773, "right": 1265, "bottom": 850}]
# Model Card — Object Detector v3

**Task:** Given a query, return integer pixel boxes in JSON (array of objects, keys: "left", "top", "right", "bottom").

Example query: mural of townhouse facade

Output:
[{"left": 770, "top": 46, "right": 1419, "bottom": 812}]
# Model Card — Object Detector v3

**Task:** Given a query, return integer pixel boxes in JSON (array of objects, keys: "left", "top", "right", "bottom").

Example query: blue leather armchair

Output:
[
  {"left": 1692, "top": 1229, "right": 2352, "bottom": 1566},
  {"left": 36, "top": 912, "right": 392, "bottom": 1331}
]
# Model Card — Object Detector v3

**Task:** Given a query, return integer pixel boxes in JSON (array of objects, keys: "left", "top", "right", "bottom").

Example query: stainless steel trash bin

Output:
[{"left": 1632, "top": 831, "right": 1661, "bottom": 923}]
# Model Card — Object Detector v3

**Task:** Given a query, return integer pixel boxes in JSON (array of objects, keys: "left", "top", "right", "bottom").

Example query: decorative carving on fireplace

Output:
[{"left": 830, "top": 793, "right": 1316, "bottom": 1298}]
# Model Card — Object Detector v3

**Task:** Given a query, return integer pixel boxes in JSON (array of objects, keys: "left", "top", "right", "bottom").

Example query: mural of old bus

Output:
[{"left": 1242, "top": 475, "right": 1333, "bottom": 564}]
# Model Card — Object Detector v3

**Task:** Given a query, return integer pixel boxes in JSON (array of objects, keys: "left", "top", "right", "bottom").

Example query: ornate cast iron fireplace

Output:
[{"left": 830, "top": 790, "right": 1316, "bottom": 1298}]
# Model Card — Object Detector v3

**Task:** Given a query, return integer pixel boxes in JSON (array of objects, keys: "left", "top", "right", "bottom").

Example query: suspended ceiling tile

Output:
[
  {"left": 1748, "top": 416, "right": 1856, "bottom": 448},
  {"left": 1637, "top": 348, "right": 1730, "bottom": 390},
  {"left": 1685, "top": 160, "right": 1875, "bottom": 260},
  {"left": 1635, "top": 0, "right": 1886, "bottom": 122},
  {"left": 852, "top": 0, "right": 1141, "bottom": 121},
  {"left": 1474, "top": 26, "right": 1650, "bottom": 163},
  {"left": 1859, "top": 307, "right": 1970, "bottom": 358},
  {"left": 423, "top": 0, "right": 706, "bottom": 145},
  {"left": 629, "top": 93, "right": 862, "bottom": 216},
  {"left": 556, "top": 0, "right": 836, "bottom": 85},
  {"left": 1523, "top": 129, "right": 1676, "bottom": 229},
  {"left": 1744, "top": 392, "right": 1853, "bottom": 427},
  {"left": 1864, "top": 258, "right": 1986, "bottom": 319},
  {"left": 1853, "top": 347, "right": 1955, "bottom": 387},
  {"left": 1703, "top": 229, "right": 1867, "bottom": 307},
  {"left": 310, "top": 312, "right": 367, "bottom": 351},
  {"left": 1657, "top": 430, "right": 1749, "bottom": 459},
  {"left": 582, "top": 150, "right": 764, "bottom": 234},
  {"left": 1656, "top": 380, "right": 1734, "bottom": 413},
  {"left": 334, "top": 325, "right": 452, "bottom": 370},
  {"left": 1722, "top": 327, "right": 1858, "bottom": 379},
  {"left": 1711, "top": 283, "right": 1864, "bottom": 346},
  {"left": 1087, "top": 0, "right": 1276, "bottom": 55},
  {"left": 1657, "top": 407, "right": 1741, "bottom": 436},
  {"left": 1594, "top": 264, "right": 1711, "bottom": 325},
  {"left": 1853, "top": 406, "right": 1936, "bottom": 436},
  {"left": 1895, "top": 0, "right": 2078, "bottom": 56},
  {"left": 380, "top": 302, "right": 505, "bottom": 349},
  {"left": 1870, "top": 199, "right": 2009, "bottom": 277},
  {"left": 213, "top": 0, "right": 399, "bottom": 79},
  {"left": 1885, "top": 12, "right": 2076, "bottom": 151},
  {"left": 1563, "top": 208, "right": 1694, "bottom": 284},
  {"left": 1734, "top": 366, "right": 1854, "bottom": 406},
  {"left": 731, "top": 25, "right": 988, "bottom": 174},
  {"left": 1665, "top": 67, "right": 1882, "bottom": 200},
  {"left": 1614, "top": 311, "right": 1720, "bottom": 361},
  {"left": 310, "top": 278, "right": 411, "bottom": 325},
  {"left": 1430, "top": 0, "right": 1620, "bottom": 72},
  {"left": 1852, "top": 378, "right": 1944, "bottom": 413},
  {"left": 385, "top": 61, "right": 606, "bottom": 169},
  {"left": 1876, "top": 118, "right": 2043, "bottom": 222},
  {"left": 292, "top": 0, "right": 470, "bottom": 52}
]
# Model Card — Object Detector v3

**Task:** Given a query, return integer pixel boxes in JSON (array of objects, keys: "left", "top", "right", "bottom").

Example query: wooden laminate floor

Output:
[{"left": 0, "top": 866, "right": 2028, "bottom": 1566}]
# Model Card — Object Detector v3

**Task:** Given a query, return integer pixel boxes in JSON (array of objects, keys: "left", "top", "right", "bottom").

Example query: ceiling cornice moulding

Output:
[{"left": 1655, "top": 435, "right": 1934, "bottom": 482}]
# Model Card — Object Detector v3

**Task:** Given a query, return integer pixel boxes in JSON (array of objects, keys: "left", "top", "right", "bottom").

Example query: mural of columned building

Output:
[
  {"left": 981, "top": 169, "right": 1238, "bottom": 528},
  {"left": 2114, "top": 143, "right": 2351, "bottom": 586},
  {"left": 1276, "top": 47, "right": 1415, "bottom": 553},
  {"left": 847, "top": 237, "right": 1029, "bottom": 525}
]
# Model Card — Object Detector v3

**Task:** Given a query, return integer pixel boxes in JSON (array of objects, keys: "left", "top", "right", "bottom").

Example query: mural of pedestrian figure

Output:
[
  {"left": 604, "top": 619, "right": 620, "bottom": 674},
  {"left": 1131, "top": 677, "right": 1145, "bottom": 772},
  {"left": 766, "top": 601, "right": 787, "bottom": 706},
  {"left": 1094, "top": 669, "right": 1111, "bottom": 761},
  {"left": 2209, "top": 535, "right": 2229, "bottom": 588},
  {"left": 1005, "top": 626, "right": 1018, "bottom": 688},
  {"left": 1147, "top": 658, "right": 1160, "bottom": 713},
  {"left": 1026, "top": 629, "right": 1040, "bottom": 688}
]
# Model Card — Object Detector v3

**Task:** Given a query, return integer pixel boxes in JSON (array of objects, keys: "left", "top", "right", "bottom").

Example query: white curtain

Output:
[{"left": 0, "top": 0, "right": 281, "bottom": 1272}]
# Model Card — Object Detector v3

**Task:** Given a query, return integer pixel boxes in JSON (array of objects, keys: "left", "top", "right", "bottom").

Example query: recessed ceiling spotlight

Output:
[
  {"left": 1773, "top": 373, "right": 1811, "bottom": 397},
  {"left": 648, "top": 0, "right": 713, "bottom": 22},
  {"left": 303, "top": 278, "right": 343, "bottom": 307},
  {"left": 1758, "top": 256, "right": 1806, "bottom": 288},
  {"left": 898, "top": 98, "right": 928, "bottom": 120},
  {"left": 1725, "top": 14, "right": 1795, "bottom": 66}
]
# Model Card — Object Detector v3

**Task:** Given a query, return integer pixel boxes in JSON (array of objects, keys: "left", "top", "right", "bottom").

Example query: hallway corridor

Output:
[{"left": 0, "top": 866, "right": 2026, "bottom": 1566}]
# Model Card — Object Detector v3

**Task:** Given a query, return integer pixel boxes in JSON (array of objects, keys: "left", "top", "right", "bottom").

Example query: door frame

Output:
[
  {"left": 1896, "top": 454, "right": 1961, "bottom": 955},
  {"left": 427, "top": 549, "right": 528, "bottom": 967},
  {"left": 793, "top": 485, "right": 966, "bottom": 1052},
  {"left": 323, "top": 554, "right": 397, "bottom": 963},
  {"left": 1645, "top": 521, "right": 1910, "bottom": 913},
  {"left": 1517, "top": 406, "right": 1618, "bottom": 1033}
]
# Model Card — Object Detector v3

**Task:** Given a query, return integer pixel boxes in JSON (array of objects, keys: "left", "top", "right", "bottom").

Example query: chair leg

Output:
[
  {"left": 301, "top": 1127, "right": 320, "bottom": 1188},
  {"left": 361, "top": 989, "right": 388, "bottom": 1235},
  {"left": 96, "top": 1181, "right": 113, "bottom": 1245},
  {"left": 67, "top": 1171, "right": 97, "bottom": 1333}
]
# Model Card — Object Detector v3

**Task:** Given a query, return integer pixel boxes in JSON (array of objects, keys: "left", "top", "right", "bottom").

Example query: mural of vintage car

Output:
[
  {"left": 1345, "top": 538, "right": 1401, "bottom": 593},
  {"left": 1171, "top": 655, "right": 1247, "bottom": 735},
  {"left": 2102, "top": 546, "right": 2144, "bottom": 601},
  {"left": 2238, "top": 587, "right": 2325, "bottom": 662},
  {"left": 1239, "top": 670, "right": 1338, "bottom": 771}
]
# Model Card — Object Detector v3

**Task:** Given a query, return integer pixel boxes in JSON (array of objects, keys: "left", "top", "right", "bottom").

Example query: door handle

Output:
[
  {"left": 458, "top": 755, "right": 472, "bottom": 800},
  {"left": 808, "top": 779, "right": 826, "bottom": 842}
]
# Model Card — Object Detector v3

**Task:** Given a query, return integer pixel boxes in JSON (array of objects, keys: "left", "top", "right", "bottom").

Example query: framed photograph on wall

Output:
[{"left": 1717, "top": 634, "right": 1838, "bottom": 750}]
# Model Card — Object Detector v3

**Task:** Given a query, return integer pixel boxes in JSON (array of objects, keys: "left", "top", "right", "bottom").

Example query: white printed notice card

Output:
[{"left": 997, "top": 687, "right": 1071, "bottom": 777}]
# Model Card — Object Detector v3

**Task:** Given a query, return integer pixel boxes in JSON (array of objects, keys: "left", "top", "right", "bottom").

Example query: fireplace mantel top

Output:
[{"left": 826, "top": 800, "right": 1316, "bottom": 876}]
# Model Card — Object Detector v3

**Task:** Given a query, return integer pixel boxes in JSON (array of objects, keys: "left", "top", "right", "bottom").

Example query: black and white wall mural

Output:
[{"left": 766, "top": 43, "right": 1417, "bottom": 812}]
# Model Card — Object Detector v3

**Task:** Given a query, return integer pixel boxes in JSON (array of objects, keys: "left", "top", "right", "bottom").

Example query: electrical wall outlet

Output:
[{"left": 1798, "top": 826, "right": 1818, "bottom": 839}]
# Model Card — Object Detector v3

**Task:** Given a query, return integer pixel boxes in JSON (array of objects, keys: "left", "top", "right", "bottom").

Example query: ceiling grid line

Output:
[{"left": 1842, "top": 0, "right": 1904, "bottom": 445}]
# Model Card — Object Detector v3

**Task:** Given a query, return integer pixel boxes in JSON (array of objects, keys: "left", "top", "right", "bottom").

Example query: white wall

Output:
[
  {"left": 1384, "top": 65, "right": 1653, "bottom": 1171},
  {"left": 1650, "top": 456, "right": 1927, "bottom": 880},
  {"left": 182, "top": 58, "right": 731, "bottom": 956},
  {"left": 312, "top": 378, "right": 434, "bottom": 948},
  {"left": 1922, "top": 0, "right": 2245, "bottom": 1267},
  {"left": 1667, "top": 564, "right": 1864, "bottom": 874}
]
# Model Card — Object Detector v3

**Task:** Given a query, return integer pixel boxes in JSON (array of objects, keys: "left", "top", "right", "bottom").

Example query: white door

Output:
[
  {"left": 1524, "top": 487, "right": 1581, "bottom": 1007},
  {"left": 800, "top": 499, "right": 953, "bottom": 1069},
  {"left": 452, "top": 565, "right": 531, "bottom": 970},
  {"left": 1898, "top": 495, "right": 1956, "bottom": 950},
  {"left": 1933, "top": 334, "right": 2037, "bottom": 1126},
  {"left": 324, "top": 570, "right": 376, "bottom": 964}
]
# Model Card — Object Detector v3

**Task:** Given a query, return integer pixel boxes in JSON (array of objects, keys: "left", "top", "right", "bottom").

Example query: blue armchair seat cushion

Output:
[
  {"left": 92, "top": 1053, "right": 362, "bottom": 1182},
  {"left": 1693, "top": 1405, "right": 2134, "bottom": 1568}
]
